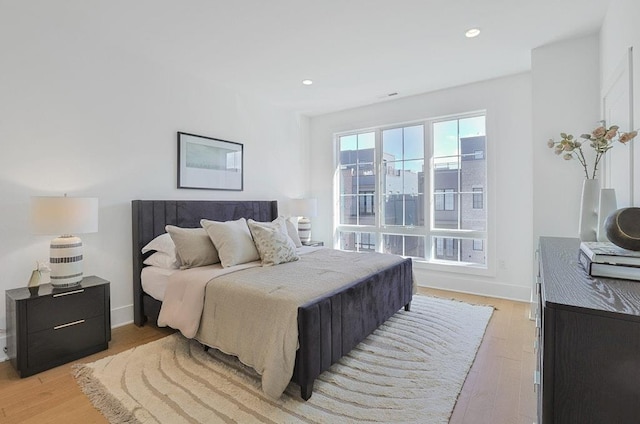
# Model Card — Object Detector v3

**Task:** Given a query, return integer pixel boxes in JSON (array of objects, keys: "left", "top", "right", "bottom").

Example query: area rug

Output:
[{"left": 74, "top": 295, "right": 493, "bottom": 424}]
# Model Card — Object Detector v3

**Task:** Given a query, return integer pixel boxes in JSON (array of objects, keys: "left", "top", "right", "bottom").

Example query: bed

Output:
[{"left": 132, "top": 199, "right": 413, "bottom": 400}]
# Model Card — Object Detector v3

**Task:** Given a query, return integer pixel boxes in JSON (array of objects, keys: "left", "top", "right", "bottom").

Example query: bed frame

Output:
[{"left": 132, "top": 200, "right": 413, "bottom": 400}]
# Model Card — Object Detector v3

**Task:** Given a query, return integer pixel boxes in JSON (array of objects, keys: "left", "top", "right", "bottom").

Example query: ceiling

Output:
[{"left": 47, "top": 1, "right": 612, "bottom": 115}]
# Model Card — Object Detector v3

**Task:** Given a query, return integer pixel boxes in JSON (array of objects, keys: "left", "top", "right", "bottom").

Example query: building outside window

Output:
[
  {"left": 472, "top": 187, "right": 484, "bottom": 209},
  {"left": 336, "top": 113, "right": 487, "bottom": 267}
]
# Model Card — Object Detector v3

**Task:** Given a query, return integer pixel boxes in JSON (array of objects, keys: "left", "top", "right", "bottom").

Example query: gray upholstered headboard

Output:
[{"left": 131, "top": 200, "right": 278, "bottom": 325}]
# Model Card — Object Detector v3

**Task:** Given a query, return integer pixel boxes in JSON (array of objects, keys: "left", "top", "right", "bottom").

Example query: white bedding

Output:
[
  {"left": 143, "top": 246, "right": 322, "bottom": 302},
  {"left": 141, "top": 266, "right": 177, "bottom": 301},
  {"left": 156, "top": 247, "right": 411, "bottom": 399}
]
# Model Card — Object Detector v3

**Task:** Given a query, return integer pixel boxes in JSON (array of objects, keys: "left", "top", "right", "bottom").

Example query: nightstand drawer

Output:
[
  {"left": 27, "top": 286, "right": 105, "bottom": 333},
  {"left": 27, "top": 315, "right": 107, "bottom": 369}
]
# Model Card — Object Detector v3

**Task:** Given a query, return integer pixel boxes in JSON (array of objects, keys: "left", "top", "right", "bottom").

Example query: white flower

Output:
[{"left": 548, "top": 124, "right": 638, "bottom": 179}]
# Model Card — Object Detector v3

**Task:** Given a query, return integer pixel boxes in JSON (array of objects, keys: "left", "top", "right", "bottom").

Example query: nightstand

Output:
[
  {"left": 302, "top": 241, "right": 324, "bottom": 247},
  {"left": 5, "top": 275, "right": 111, "bottom": 377}
]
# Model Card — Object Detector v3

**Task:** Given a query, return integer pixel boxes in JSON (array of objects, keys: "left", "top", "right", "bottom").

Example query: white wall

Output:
[
  {"left": 309, "top": 73, "right": 534, "bottom": 301},
  {"left": 0, "top": 4, "right": 308, "bottom": 359},
  {"left": 532, "top": 34, "right": 601, "bottom": 244},
  {"left": 601, "top": 0, "right": 640, "bottom": 204}
]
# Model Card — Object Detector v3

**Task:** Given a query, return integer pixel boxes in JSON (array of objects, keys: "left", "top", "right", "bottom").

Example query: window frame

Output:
[{"left": 334, "top": 111, "right": 490, "bottom": 273}]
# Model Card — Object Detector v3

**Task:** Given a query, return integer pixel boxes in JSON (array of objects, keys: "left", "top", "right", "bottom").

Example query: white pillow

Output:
[
  {"left": 142, "top": 233, "right": 176, "bottom": 255},
  {"left": 201, "top": 218, "right": 260, "bottom": 268},
  {"left": 143, "top": 252, "right": 180, "bottom": 269},
  {"left": 284, "top": 217, "right": 303, "bottom": 248},
  {"left": 247, "top": 218, "right": 299, "bottom": 266},
  {"left": 166, "top": 225, "right": 220, "bottom": 269},
  {"left": 141, "top": 233, "right": 181, "bottom": 267}
]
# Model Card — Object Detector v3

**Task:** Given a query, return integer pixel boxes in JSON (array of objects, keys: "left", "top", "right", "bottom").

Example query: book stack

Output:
[{"left": 579, "top": 241, "right": 640, "bottom": 281}]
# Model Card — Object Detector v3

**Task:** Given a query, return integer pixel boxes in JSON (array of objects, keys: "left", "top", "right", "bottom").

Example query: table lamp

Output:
[
  {"left": 31, "top": 196, "right": 98, "bottom": 287},
  {"left": 290, "top": 198, "right": 317, "bottom": 245}
]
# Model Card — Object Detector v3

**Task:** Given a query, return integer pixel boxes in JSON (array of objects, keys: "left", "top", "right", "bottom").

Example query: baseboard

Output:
[
  {"left": 110, "top": 304, "right": 134, "bottom": 328},
  {"left": 414, "top": 268, "right": 531, "bottom": 302},
  {"left": 0, "top": 334, "right": 7, "bottom": 362}
]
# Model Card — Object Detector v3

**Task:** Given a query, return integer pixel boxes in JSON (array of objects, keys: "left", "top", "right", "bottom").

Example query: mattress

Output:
[{"left": 141, "top": 266, "right": 177, "bottom": 301}]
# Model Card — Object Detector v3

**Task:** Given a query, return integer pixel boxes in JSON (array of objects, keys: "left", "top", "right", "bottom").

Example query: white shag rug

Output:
[{"left": 74, "top": 295, "right": 493, "bottom": 424}]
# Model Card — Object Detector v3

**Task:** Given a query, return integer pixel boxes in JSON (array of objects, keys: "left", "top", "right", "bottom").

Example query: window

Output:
[
  {"left": 473, "top": 187, "right": 483, "bottom": 209},
  {"left": 434, "top": 189, "right": 454, "bottom": 211},
  {"left": 444, "top": 189, "right": 454, "bottom": 211},
  {"left": 336, "top": 113, "right": 487, "bottom": 267}
]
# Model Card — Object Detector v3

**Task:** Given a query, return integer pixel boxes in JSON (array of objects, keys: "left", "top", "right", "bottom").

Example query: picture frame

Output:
[{"left": 177, "top": 132, "right": 243, "bottom": 191}]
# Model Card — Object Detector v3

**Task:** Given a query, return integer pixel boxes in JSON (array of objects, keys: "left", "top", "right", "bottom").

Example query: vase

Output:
[
  {"left": 578, "top": 179, "right": 600, "bottom": 241},
  {"left": 596, "top": 188, "right": 617, "bottom": 242}
]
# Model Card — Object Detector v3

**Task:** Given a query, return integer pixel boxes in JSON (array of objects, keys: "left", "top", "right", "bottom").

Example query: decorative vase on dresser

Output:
[
  {"left": 578, "top": 179, "right": 599, "bottom": 241},
  {"left": 596, "top": 188, "right": 617, "bottom": 242}
]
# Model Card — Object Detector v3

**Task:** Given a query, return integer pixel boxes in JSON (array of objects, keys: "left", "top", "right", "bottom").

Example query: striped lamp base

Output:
[
  {"left": 298, "top": 217, "right": 312, "bottom": 244},
  {"left": 49, "top": 235, "right": 84, "bottom": 287}
]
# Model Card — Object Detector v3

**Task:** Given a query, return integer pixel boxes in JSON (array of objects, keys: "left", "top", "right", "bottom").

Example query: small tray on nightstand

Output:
[{"left": 302, "top": 241, "right": 324, "bottom": 247}]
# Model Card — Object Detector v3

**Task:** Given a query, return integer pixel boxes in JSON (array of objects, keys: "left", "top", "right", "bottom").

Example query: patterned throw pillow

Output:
[{"left": 247, "top": 218, "right": 299, "bottom": 266}]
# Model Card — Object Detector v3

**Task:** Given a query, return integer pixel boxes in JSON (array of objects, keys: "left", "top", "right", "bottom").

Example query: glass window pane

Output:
[
  {"left": 434, "top": 190, "right": 444, "bottom": 211},
  {"left": 431, "top": 237, "right": 485, "bottom": 265},
  {"left": 357, "top": 193, "right": 376, "bottom": 225},
  {"left": 358, "top": 132, "right": 375, "bottom": 150},
  {"left": 340, "top": 231, "right": 377, "bottom": 252},
  {"left": 384, "top": 194, "right": 404, "bottom": 225},
  {"left": 433, "top": 120, "right": 458, "bottom": 159},
  {"left": 472, "top": 188, "right": 484, "bottom": 209},
  {"left": 460, "top": 192, "right": 486, "bottom": 230},
  {"left": 383, "top": 160, "right": 402, "bottom": 194},
  {"left": 383, "top": 234, "right": 425, "bottom": 259},
  {"left": 358, "top": 232, "right": 377, "bottom": 252},
  {"left": 404, "top": 194, "right": 423, "bottom": 226},
  {"left": 431, "top": 115, "right": 486, "bottom": 235},
  {"left": 339, "top": 231, "right": 357, "bottom": 251},
  {"left": 339, "top": 134, "right": 357, "bottom": 152},
  {"left": 403, "top": 235, "right": 425, "bottom": 258},
  {"left": 404, "top": 125, "right": 424, "bottom": 159},
  {"left": 403, "top": 159, "right": 423, "bottom": 195},
  {"left": 459, "top": 116, "right": 486, "bottom": 138},
  {"left": 339, "top": 195, "right": 357, "bottom": 225},
  {"left": 382, "top": 128, "right": 403, "bottom": 160},
  {"left": 383, "top": 234, "right": 404, "bottom": 255},
  {"left": 433, "top": 168, "right": 459, "bottom": 194},
  {"left": 339, "top": 164, "right": 357, "bottom": 195}
]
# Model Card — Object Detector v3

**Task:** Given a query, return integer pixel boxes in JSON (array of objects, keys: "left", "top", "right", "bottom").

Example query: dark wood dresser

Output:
[
  {"left": 5, "top": 275, "right": 111, "bottom": 377},
  {"left": 536, "top": 237, "right": 640, "bottom": 424}
]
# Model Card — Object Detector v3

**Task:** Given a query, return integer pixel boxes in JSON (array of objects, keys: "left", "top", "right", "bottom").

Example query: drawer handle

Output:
[
  {"left": 53, "top": 289, "right": 85, "bottom": 297},
  {"left": 54, "top": 319, "right": 85, "bottom": 330}
]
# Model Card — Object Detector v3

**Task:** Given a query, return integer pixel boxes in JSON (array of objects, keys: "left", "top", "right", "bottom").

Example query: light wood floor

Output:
[{"left": 0, "top": 288, "right": 536, "bottom": 424}]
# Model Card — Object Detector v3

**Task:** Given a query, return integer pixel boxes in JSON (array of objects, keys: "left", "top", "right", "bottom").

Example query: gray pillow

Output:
[
  {"left": 165, "top": 225, "right": 220, "bottom": 269},
  {"left": 200, "top": 218, "right": 260, "bottom": 267}
]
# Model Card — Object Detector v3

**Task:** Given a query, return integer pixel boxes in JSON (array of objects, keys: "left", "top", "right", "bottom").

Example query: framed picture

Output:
[{"left": 177, "top": 132, "right": 243, "bottom": 191}]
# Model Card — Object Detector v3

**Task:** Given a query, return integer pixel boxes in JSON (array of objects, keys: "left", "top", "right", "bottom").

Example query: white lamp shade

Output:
[
  {"left": 31, "top": 196, "right": 99, "bottom": 287},
  {"left": 31, "top": 196, "right": 99, "bottom": 235},
  {"left": 289, "top": 198, "right": 317, "bottom": 218}
]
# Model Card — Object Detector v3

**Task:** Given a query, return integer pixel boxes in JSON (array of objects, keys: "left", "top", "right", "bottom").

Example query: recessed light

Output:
[
  {"left": 302, "top": 79, "right": 313, "bottom": 85},
  {"left": 465, "top": 28, "right": 480, "bottom": 38}
]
